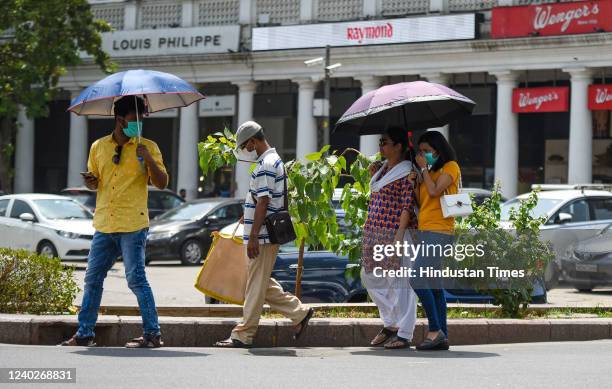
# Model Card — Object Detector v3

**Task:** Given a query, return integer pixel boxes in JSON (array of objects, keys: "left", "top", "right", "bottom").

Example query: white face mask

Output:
[{"left": 234, "top": 148, "right": 258, "bottom": 162}]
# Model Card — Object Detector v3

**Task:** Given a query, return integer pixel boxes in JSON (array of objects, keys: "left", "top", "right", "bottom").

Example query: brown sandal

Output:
[
  {"left": 384, "top": 336, "right": 411, "bottom": 349},
  {"left": 125, "top": 335, "right": 163, "bottom": 348},
  {"left": 214, "top": 338, "right": 251, "bottom": 348},
  {"left": 293, "top": 308, "right": 314, "bottom": 340},
  {"left": 370, "top": 327, "right": 397, "bottom": 346}
]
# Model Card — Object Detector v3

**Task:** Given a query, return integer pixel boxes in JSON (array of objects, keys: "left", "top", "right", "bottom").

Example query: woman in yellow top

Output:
[{"left": 412, "top": 130, "right": 460, "bottom": 351}]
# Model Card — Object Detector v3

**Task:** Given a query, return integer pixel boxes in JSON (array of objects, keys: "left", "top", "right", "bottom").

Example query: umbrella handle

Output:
[
  {"left": 135, "top": 95, "right": 144, "bottom": 162},
  {"left": 231, "top": 222, "right": 240, "bottom": 238}
]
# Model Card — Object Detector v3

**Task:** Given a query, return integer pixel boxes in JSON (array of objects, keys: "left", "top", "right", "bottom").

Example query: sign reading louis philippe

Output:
[
  {"left": 588, "top": 85, "right": 612, "bottom": 110},
  {"left": 512, "top": 87, "right": 569, "bottom": 113},
  {"left": 492, "top": 0, "right": 612, "bottom": 39},
  {"left": 92, "top": 26, "right": 240, "bottom": 57}
]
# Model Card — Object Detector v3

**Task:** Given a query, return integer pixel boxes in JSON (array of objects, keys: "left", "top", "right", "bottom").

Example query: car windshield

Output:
[
  {"left": 158, "top": 202, "right": 218, "bottom": 221},
  {"left": 61, "top": 190, "right": 96, "bottom": 206},
  {"left": 500, "top": 198, "right": 563, "bottom": 221},
  {"left": 34, "top": 199, "right": 93, "bottom": 220}
]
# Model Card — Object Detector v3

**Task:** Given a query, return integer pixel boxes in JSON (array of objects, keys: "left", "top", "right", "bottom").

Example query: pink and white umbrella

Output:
[{"left": 335, "top": 81, "right": 476, "bottom": 135}]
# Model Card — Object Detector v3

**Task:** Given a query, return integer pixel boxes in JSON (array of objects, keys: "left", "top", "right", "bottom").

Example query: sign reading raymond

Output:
[
  {"left": 589, "top": 85, "right": 612, "bottom": 110},
  {"left": 253, "top": 14, "right": 475, "bottom": 50},
  {"left": 512, "top": 87, "right": 569, "bottom": 113},
  {"left": 492, "top": 0, "right": 612, "bottom": 39}
]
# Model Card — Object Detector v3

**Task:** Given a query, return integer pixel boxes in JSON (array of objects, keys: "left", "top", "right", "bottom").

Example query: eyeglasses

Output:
[
  {"left": 379, "top": 139, "right": 392, "bottom": 147},
  {"left": 112, "top": 145, "right": 122, "bottom": 164},
  {"left": 239, "top": 139, "right": 250, "bottom": 150}
]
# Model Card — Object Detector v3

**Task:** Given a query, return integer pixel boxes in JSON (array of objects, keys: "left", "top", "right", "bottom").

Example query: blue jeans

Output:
[
  {"left": 413, "top": 231, "right": 453, "bottom": 337},
  {"left": 76, "top": 228, "right": 160, "bottom": 338}
]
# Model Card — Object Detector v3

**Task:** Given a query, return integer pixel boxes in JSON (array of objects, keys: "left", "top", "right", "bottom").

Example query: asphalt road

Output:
[
  {"left": 1, "top": 341, "right": 611, "bottom": 389},
  {"left": 67, "top": 260, "right": 612, "bottom": 307}
]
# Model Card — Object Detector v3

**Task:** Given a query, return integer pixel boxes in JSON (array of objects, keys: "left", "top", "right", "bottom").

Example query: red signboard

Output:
[
  {"left": 492, "top": 0, "right": 612, "bottom": 39},
  {"left": 589, "top": 84, "right": 612, "bottom": 110},
  {"left": 512, "top": 87, "right": 569, "bottom": 113}
]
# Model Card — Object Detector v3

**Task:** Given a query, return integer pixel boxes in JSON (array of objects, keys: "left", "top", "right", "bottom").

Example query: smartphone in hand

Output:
[{"left": 80, "top": 171, "right": 96, "bottom": 180}]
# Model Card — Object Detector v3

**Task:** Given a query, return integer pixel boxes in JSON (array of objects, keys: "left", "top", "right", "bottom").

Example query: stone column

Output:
[
  {"left": 492, "top": 71, "right": 519, "bottom": 199},
  {"left": 124, "top": 1, "right": 138, "bottom": 30},
  {"left": 181, "top": 0, "right": 194, "bottom": 27},
  {"left": 177, "top": 101, "right": 199, "bottom": 200},
  {"left": 363, "top": 0, "right": 377, "bottom": 17},
  {"left": 14, "top": 106, "right": 35, "bottom": 193},
  {"left": 67, "top": 90, "right": 89, "bottom": 188},
  {"left": 233, "top": 80, "right": 256, "bottom": 198},
  {"left": 295, "top": 78, "right": 318, "bottom": 160},
  {"left": 430, "top": 0, "right": 449, "bottom": 13},
  {"left": 564, "top": 67, "right": 594, "bottom": 184},
  {"left": 422, "top": 72, "right": 451, "bottom": 140},
  {"left": 300, "top": 0, "right": 314, "bottom": 22},
  {"left": 355, "top": 76, "right": 382, "bottom": 157},
  {"left": 239, "top": 0, "right": 253, "bottom": 24}
]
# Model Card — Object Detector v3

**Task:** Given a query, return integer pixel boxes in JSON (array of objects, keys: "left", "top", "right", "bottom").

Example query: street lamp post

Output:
[
  {"left": 304, "top": 46, "right": 341, "bottom": 149},
  {"left": 323, "top": 45, "right": 331, "bottom": 146}
]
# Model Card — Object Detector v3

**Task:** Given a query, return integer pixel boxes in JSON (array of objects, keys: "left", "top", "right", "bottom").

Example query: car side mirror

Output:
[
  {"left": 556, "top": 212, "right": 573, "bottom": 224},
  {"left": 19, "top": 213, "right": 35, "bottom": 222},
  {"left": 205, "top": 215, "right": 219, "bottom": 224}
]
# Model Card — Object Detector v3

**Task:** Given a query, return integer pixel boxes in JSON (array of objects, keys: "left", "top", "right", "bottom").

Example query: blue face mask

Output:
[
  {"left": 424, "top": 152, "right": 438, "bottom": 166},
  {"left": 122, "top": 121, "right": 142, "bottom": 138}
]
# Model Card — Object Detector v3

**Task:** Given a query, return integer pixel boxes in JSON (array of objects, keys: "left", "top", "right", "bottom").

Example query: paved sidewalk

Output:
[{"left": 2, "top": 341, "right": 611, "bottom": 389}]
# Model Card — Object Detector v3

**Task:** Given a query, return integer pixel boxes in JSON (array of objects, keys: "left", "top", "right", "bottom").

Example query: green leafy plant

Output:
[
  {"left": 0, "top": 0, "right": 115, "bottom": 192},
  {"left": 197, "top": 131, "right": 375, "bottom": 296},
  {"left": 0, "top": 248, "right": 79, "bottom": 314},
  {"left": 456, "top": 184, "right": 554, "bottom": 317}
]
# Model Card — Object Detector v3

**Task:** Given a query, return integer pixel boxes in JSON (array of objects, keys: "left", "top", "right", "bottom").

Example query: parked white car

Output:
[
  {"left": 500, "top": 186, "right": 612, "bottom": 289},
  {"left": 0, "top": 194, "right": 95, "bottom": 260}
]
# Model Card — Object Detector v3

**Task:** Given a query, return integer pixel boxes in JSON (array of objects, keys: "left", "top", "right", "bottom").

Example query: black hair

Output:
[
  {"left": 385, "top": 126, "right": 415, "bottom": 164},
  {"left": 417, "top": 130, "right": 457, "bottom": 172},
  {"left": 114, "top": 96, "right": 146, "bottom": 118},
  {"left": 252, "top": 130, "right": 265, "bottom": 141}
]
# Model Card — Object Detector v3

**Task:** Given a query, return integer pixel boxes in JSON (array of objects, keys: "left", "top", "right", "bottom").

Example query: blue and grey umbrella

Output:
[{"left": 67, "top": 69, "right": 204, "bottom": 116}]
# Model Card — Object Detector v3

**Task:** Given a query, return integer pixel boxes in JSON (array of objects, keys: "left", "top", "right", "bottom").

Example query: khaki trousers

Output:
[{"left": 231, "top": 243, "right": 309, "bottom": 345}]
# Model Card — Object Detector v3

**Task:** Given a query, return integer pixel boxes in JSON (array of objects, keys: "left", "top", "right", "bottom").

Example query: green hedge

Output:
[{"left": 0, "top": 248, "right": 79, "bottom": 314}]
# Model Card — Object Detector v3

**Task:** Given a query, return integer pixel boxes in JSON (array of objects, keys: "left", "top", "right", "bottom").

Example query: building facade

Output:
[{"left": 11, "top": 0, "right": 612, "bottom": 200}]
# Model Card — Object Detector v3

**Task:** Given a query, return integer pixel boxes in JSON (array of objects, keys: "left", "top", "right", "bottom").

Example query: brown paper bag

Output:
[{"left": 194, "top": 223, "right": 247, "bottom": 305}]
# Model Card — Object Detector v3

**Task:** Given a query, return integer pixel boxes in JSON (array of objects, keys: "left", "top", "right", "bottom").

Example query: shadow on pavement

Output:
[
  {"left": 350, "top": 348, "right": 499, "bottom": 359},
  {"left": 71, "top": 348, "right": 209, "bottom": 358},
  {"left": 247, "top": 349, "right": 299, "bottom": 357},
  {"left": 245, "top": 347, "right": 499, "bottom": 359}
]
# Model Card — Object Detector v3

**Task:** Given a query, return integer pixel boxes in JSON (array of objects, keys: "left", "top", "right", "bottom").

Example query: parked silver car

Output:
[
  {"left": 559, "top": 222, "right": 612, "bottom": 292},
  {"left": 501, "top": 185, "right": 612, "bottom": 290}
]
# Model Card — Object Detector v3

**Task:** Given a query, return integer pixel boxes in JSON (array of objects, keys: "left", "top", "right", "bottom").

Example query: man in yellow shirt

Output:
[{"left": 61, "top": 96, "right": 168, "bottom": 348}]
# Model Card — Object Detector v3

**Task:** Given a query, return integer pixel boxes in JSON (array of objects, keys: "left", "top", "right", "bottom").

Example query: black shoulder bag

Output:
[{"left": 251, "top": 168, "right": 296, "bottom": 245}]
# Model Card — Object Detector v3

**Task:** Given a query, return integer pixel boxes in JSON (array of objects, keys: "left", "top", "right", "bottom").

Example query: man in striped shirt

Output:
[{"left": 215, "top": 121, "right": 313, "bottom": 348}]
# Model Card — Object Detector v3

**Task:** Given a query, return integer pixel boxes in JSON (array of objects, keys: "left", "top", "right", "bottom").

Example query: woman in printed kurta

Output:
[{"left": 361, "top": 126, "right": 418, "bottom": 349}]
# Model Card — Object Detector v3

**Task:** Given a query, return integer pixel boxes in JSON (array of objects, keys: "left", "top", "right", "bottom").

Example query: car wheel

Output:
[
  {"left": 180, "top": 239, "right": 204, "bottom": 266},
  {"left": 575, "top": 287, "right": 593, "bottom": 293},
  {"left": 37, "top": 241, "right": 58, "bottom": 258}
]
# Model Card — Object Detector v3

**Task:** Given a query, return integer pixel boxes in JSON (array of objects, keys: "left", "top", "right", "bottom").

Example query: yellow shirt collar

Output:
[{"left": 109, "top": 132, "right": 137, "bottom": 146}]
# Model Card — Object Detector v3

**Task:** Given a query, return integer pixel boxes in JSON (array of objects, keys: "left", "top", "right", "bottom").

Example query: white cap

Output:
[{"left": 235, "top": 121, "right": 263, "bottom": 150}]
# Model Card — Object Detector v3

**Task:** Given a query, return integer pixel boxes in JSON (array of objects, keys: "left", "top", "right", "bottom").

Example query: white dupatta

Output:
[{"left": 370, "top": 160, "right": 414, "bottom": 193}]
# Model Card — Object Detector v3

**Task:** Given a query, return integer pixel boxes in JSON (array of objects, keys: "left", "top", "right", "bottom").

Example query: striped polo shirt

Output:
[{"left": 243, "top": 148, "right": 286, "bottom": 244}]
